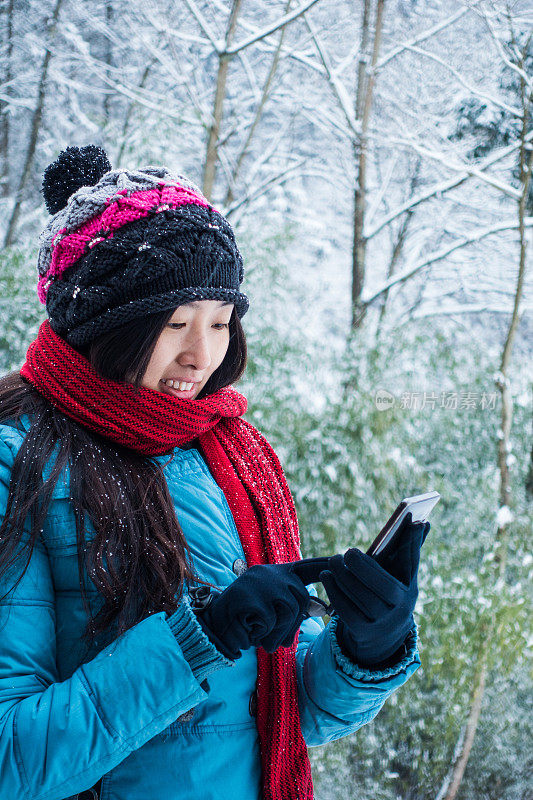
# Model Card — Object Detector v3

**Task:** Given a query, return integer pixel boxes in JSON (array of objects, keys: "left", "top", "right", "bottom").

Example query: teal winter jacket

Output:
[{"left": 0, "top": 417, "right": 421, "bottom": 800}]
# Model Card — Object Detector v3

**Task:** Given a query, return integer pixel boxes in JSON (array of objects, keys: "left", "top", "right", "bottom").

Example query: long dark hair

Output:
[{"left": 0, "top": 307, "right": 247, "bottom": 655}]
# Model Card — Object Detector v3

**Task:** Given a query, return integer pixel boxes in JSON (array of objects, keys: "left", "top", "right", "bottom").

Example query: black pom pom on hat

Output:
[{"left": 41, "top": 144, "right": 112, "bottom": 215}]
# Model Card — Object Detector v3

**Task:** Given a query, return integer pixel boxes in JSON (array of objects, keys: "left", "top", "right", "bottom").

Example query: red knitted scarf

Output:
[{"left": 20, "top": 320, "right": 314, "bottom": 800}]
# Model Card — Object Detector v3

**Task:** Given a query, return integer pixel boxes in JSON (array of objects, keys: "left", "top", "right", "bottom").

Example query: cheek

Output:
[
  {"left": 145, "top": 342, "right": 171, "bottom": 383},
  {"left": 215, "top": 333, "right": 231, "bottom": 366}
]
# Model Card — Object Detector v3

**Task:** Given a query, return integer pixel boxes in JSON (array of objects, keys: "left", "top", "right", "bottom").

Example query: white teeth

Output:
[{"left": 162, "top": 379, "right": 194, "bottom": 391}]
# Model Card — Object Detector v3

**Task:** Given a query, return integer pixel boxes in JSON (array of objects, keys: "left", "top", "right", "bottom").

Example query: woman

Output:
[{"left": 0, "top": 146, "right": 428, "bottom": 800}]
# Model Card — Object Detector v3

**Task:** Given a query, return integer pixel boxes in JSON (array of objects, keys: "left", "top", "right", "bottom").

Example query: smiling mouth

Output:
[{"left": 159, "top": 381, "right": 198, "bottom": 398}]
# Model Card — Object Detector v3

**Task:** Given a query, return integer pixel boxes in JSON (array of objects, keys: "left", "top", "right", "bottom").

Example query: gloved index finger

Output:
[{"left": 290, "top": 557, "right": 331, "bottom": 586}]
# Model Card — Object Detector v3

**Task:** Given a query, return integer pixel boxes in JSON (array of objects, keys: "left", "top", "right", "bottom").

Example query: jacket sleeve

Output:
[
  {"left": 295, "top": 585, "right": 421, "bottom": 747},
  {"left": 0, "top": 434, "right": 234, "bottom": 800}
]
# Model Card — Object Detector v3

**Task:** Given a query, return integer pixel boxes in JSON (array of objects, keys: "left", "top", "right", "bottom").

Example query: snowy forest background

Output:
[{"left": 0, "top": 0, "right": 531, "bottom": 798}]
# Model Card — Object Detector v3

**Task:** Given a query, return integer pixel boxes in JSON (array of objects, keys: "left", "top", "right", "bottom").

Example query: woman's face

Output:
[{"left": 141, "top": 300, "right": 234, "bottom": 400}]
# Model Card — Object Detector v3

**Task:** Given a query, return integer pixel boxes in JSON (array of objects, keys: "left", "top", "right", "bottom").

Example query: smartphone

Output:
[
  {"left": 296, "top": 490, "right": 440, "bottom": 617},
  {"left": 366, "top": 491, "right": 440, "bottom": 557}
]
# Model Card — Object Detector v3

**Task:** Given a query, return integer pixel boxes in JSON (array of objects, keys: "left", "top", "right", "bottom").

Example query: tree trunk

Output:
[
  {"left": 0, "top": 0, "right": 15, "bottom": 198},
  {"left": 3, "top": 0, "right": 64, "bottom": 248},
  {"left": 351, "top": 0, "right": 385, "bottom": 329},
  {"left": 202, "top": 0, "right": 243, "bottom": 201},
  {"left": 441, "top": 652, "right": 488, "bottom": 800},
  {"left": 376, "top": 159, "right": 421, "bottom": 334}
]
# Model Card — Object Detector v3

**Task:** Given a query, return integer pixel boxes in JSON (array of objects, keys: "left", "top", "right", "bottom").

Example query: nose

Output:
[{"left": 178, "top": 330, "right": 212, "bottom": 372}]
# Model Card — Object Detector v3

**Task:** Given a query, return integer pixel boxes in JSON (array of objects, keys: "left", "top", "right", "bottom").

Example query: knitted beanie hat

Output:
[{"left": 37, "top": 145, "right": 249, "bottom": 348}]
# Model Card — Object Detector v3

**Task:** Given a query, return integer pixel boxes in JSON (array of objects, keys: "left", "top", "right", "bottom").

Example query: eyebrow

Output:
[{"left": 186, "top": 301, "right": 233, "bottom": 308}]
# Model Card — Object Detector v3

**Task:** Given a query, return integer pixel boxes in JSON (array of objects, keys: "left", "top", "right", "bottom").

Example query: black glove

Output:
[
  {"left": 319, "top": 513, "right": 430, "bottom": 667},
  {"left": 191, "top": 563, "right": 311, "bottom": 660}
]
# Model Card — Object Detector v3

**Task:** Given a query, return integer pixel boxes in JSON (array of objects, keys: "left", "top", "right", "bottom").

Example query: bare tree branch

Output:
[
  {"left": 225, "top": 0, "right": 322, "bottom": 56},
  {"left": 246, "top": 119, "right": 295, "bottom": 187},
  {"left": 376, "top": 1, "right": 483, "bottom": 70},
  {"left": 402, "top": 44, "right": 522, "bottom": 118},
  {"left": 3, "top": 0, "right": 65, "bottom": 248},
  {"left": 182, "top": 0, "right": 222, "bottom": 52},
  {"left": 481, "top": 9, "right": 533, "bottom": 91},
  {"left": 240, "top": 37, "right": 323, "bottom": 74},
  {"left": 224, "top": 0, "right": 294, "bottom": 206},
  {"left": 365, "top": 131, "right": 533, "bottom": 239},
  {"left": 225, "top": 158, "right": 307, "bottom": 220},
  {"left": 115, "top": 61, "right": 155, "bottom": 167},
  {"left": 386, "top": 137, "right": 523, "bottom": 199},
  {"left": 302, "top": 13, "right": 360, "bottom": 138},
  {"left": 59, "top": 45, "right": 188, "bottom": 120},
  {"left": 412, "top": 303, "right": 529, "bottom": 319},
  {"left": 160, "top": 28, "right": 209, "bottom": 128},
  {"left": 361, "top": 218, "right": 533, "bottom": 306}
]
